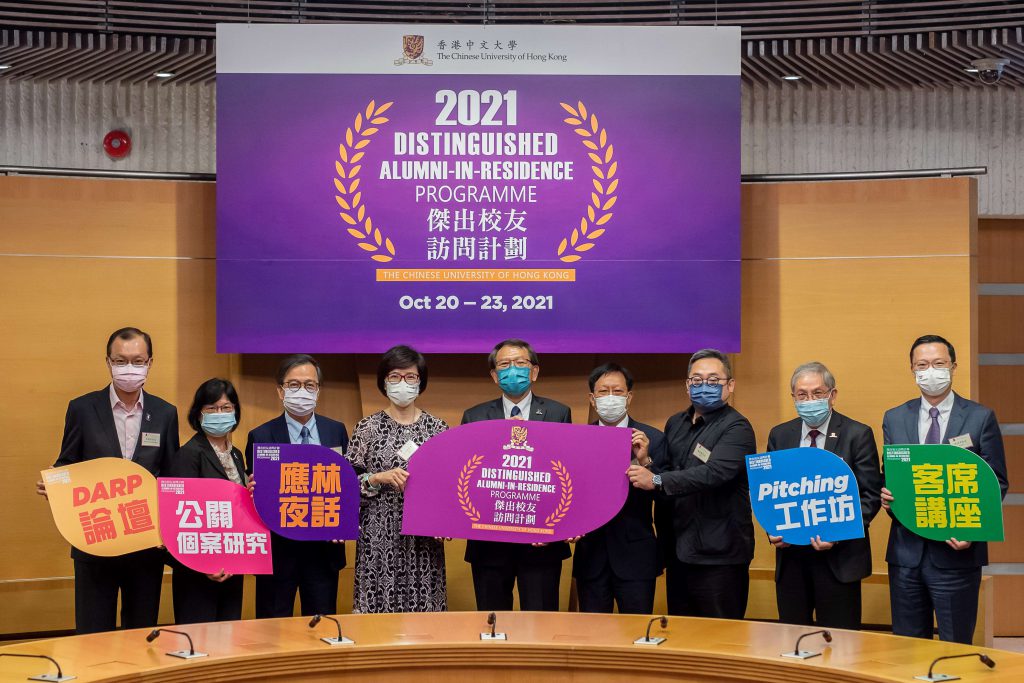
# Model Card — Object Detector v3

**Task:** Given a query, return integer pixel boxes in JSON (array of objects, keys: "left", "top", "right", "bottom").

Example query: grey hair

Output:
[
  {"left": 687, "top": 349, "right": 732, "bottom": 378},
  {"left": 790, "top": 361, "right": 836, "bottom": 392}
]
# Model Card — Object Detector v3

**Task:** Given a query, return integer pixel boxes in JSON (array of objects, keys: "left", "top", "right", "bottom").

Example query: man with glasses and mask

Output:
[
  {"left": 572, "top": 363, "right": 666, "bottom": 614},
  {"left": 766, "top": 362, "right": 881, "bottom": 630},
  {"left": 461, "top": 338, "right": 572, "bottom": 612},
  {"left": 244, "top": 354, "right": 350, "bottom": 618},
  {"left": 627, "top": 348, "right": 756, "bottom": 618},
  {"left": 880, "top": 335, "right": 1008, "bottom": 643},
  {"left": 36, "top": 327, "right": 179, "bottom": 634}
]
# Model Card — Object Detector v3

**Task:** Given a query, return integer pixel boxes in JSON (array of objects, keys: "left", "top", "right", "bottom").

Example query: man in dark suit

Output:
[
  {"left": 881, "top": 335, "right": 1008, "bottom": 644},
  {"left": 766, "top": 361, "right": 882, "bottom": 630},
  {"left": 573, "top": 363, "right": 665, "bottom": 614},
  {"left": 36, "top": 327, "right": 179, "bottom": 634},
  {"left": 461, "top": 339, "right": 573, "bottom": 611},
  {"left": 627, "top": 348, "right": 756, "bottom": 619},
  {"left": 244, "top": 354, "right": 350, "bottom": 618}
]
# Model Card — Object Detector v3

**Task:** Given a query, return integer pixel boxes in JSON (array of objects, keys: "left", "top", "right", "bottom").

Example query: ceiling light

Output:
[
  {"left": 964, "top": 67, "right": 979, "bottom": 73},
  {"left": 781, "top": 74, "right": 802, "bottom": 81},
  {"left": 154, "top": 71, "right": 175, "bottom": 78},
  {"left": 0, "top": 64, "right": 12, "bottom": 70}
]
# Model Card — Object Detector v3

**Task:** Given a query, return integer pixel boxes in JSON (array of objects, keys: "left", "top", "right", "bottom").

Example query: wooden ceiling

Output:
[{"left": 0, "top": 1, "right": 1021, "bottom": 86}]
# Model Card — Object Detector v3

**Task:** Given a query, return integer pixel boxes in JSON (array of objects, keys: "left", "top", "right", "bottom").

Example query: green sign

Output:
[{"left": 884, "top": 444, "right": 1004, "bottom": 542}]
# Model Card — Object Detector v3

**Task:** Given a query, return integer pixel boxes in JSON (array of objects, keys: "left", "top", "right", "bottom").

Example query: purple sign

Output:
[
  {"left": 252, "top": 443, "right": 360, "bottom": 541},
  {"left": 402, "top": 420, "right": 630, "bottom": 543},
  {"left": 216, "top": 25, "right": 740, "bottom": 353}
]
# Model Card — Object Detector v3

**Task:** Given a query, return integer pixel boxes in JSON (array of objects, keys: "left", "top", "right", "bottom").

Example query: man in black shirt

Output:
[{"left": 627, "top": 348, "right": 756, "bottom": 619}]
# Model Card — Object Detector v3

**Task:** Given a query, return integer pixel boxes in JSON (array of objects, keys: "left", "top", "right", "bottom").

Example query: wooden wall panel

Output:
[
  {"left": 988, "top": 505, "right": 1024, "bottom": 564},
  {"left": 979, "top": 297, "right": 1024, "bottom": 353},
  {"left": 0, "top": 175, "right": 979, "bottom": 637},
  {"left": 1000, "top": 435, "right": 1024, "bottom": 495},
  {"left": 978, "top": 366, "right": 1024, "bottom": 424},
  {"left": 993, "top": 576, "right": 1024, "bottom": 637},
  {"left": 979, "top": 219, "right": 1024, "bottom": 283}
]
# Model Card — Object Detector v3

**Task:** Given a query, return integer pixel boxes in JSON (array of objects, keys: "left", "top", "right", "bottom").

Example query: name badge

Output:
[
  {"left": 693, "top": 443, "right": 712, "bottom": 463},
  {"left": 397, "top": 440, "right": 419, "bottom": 461},
  {"left": 948, "top": 434, "right": 974, "bottom": 449},
  {"left": 331, "top": 446, "right": 345, "bottom": 456},
  {"left": 141, "top": 432, "right": 161, "bottom": 448}
]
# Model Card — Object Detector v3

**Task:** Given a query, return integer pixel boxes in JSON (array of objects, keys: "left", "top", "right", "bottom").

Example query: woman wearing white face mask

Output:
[{"left": 344, "top": 345, "right": 448, "bottom": 613}]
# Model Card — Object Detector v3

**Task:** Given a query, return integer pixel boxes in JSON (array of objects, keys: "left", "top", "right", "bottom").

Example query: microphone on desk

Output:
[
  {"left": 0, "top": 652, "right": 75, "bottom": 681},
  {"left": 309, "top": 614, "right": 354, "bottom": 645},
  {"left": 145, "top": 628, "right": 208, "bottom": 659},
  {"left": 480, "top": 612, "right": 507, "bottom": 641},
  {"left": 914, "top": 652, "right": 995, "bottom": 682},
  {"left": 633, "top": 616, "right": 668, "bottom": 646},
  {"left": 780, "top": 629, "right": 832, "bottom": 659}
]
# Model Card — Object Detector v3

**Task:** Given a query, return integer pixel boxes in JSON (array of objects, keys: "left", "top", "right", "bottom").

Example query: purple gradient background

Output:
[{"left": 217, "top": 73, "right": 739, "bottom": 352}]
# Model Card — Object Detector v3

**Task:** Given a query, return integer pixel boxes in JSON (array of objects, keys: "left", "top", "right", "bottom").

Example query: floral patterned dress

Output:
[{"left": 345, "top": 409, "right": 448, "bottom": 613}]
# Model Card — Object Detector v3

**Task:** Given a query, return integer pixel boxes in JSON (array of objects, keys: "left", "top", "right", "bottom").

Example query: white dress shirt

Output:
[
  {"left": 502, "top": 392, "right": 533, "bottom": 420},
  {"left": 109, "top": 383, "right": 143, "bottom": 460},
  {"left": 919, "top": 391, "right": 955, "bottom": 444},
  {"left": 801, "top": 414, "right": 832, "bottom": 449}
]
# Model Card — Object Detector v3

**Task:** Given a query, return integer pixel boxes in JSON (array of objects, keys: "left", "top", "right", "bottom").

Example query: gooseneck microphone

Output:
[
  {"left": 146, "top": 628, "right": 208, "bottom": 659},
  {"left": 480, "top": 611, "right": 507, "bottom": 640},
  {"left": 309, "top": 614, "right": 354, "bottom": 645},
  {"left": 488, "top": 612, "right": 497, "bottom": 637},
  {"left": 633, "top": 616, "right": 668, "bottom": 645},
  {"left": 915, "top": 652, "right": 996, "bottom": 682},
  {"left": 0, "top": 652, "right": 75, "bottom": 681},
  {"left": 781, "top": 629, "right": 832, "bottom": 659}
]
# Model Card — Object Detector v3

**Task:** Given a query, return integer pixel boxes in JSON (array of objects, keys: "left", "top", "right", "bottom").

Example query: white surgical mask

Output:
[
  {"left": 110, "top": 363, "right": 148, "bottom": 392},
  {"left": 386, "top": 381, "right": 419, "bottom": 408},
  {"left": 916, "top": 367, "right": 952, "bottom": 397},
  {"left": 283, "top": 387, "right": 318, "bottom": 416},
  {"left": 594, "top": 395, "right": 628, "bottom": 425}
]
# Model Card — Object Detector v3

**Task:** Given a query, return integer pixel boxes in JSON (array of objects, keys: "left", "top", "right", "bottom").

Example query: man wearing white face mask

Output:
[
  {"left": 36, "top": 327, "right": 180, "bottom": 634},
  {"left": 244, "top": 354, "right": 350, "bottom": 619},
  {"left": 765, "top": 362, "right": 881, "bottom": 630},
  {"left": 880, "top": 335, "right": 1008, "bottom": 644},
  {"left": 572, "top": 363, "right": 667, "bottom": 614}
]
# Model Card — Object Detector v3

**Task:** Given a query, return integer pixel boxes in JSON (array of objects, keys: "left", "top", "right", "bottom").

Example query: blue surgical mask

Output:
[
  {"left": 497, "top": 365, "right": 532, "bottom": 396},
  {"left": 795, "top": 398, "right": 831, "bottom": 428},
  {"left": 689, "top": 383, "right": 726, "bottom": 411},
  {"left": 201, "top": 412, "right": 237, "bottom": 437}
]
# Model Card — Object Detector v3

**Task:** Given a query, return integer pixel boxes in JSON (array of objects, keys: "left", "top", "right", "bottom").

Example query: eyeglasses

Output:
[
  {"left": 687, "top": 376, "right": 729, "bottom": 386},
  {"left": 495, "top": 359, "right": 533, "bottom": 370},
  {"left": 593, "top": 389, "right": 628, "bottom": 397},
  {"left": 282, "top": 381, "right": 320, "bottom": 392},
  {"left": 794, "top": 390, "right": 833, "bottom": 402},
  {"left": 386, "top": 372, "right": 420, "bottom": 385},
  {"left": 201, "top": 405, "right": 236, "bottom": 414},
  {"left": 913, "top": 360, "right": 953, "bottom": 371},
  {"left": 109, "top": 358, "right": 150, "bottom": 368}
]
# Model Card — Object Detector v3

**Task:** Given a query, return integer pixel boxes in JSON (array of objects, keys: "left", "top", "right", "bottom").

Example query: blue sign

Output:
[{"left": 746, "top": 447, "right": 864, "bottom": 545}]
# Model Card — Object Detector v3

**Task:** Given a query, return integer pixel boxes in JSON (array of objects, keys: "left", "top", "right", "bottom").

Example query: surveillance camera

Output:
[{"left": 969, "top": 58, "right": 1010, "bottom": 84}]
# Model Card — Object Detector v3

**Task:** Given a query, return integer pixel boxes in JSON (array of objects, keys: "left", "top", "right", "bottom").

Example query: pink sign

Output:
[
  {"left": 402, "top": 421, "right": 631, "bottom": 543},
  {"left": 158, "top": 478, "right": 273, "bottom": 575}
]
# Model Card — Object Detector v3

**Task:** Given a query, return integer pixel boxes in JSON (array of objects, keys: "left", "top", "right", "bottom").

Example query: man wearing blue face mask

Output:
[
  {"left": 461, "top": 339, "right": 572, "bottom": 611},
  {"left": 627, "top": 348, "right": 756, "bottom": 618},
  {"left": 880, "top": 335, "right": 1007, "bottom": 644},
  {"left": 765, "top": 362, "right": 881, "bottom": 630}
]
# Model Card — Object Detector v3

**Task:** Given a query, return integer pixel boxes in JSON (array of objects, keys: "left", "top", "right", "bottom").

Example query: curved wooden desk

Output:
[{"left": 2, "top": 613, "right": 1022, "bottom": 682}]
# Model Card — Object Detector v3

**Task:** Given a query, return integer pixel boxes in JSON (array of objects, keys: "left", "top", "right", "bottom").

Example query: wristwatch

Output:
[{"left": 652, "top": 474, "right": 663, "bottom": 492}]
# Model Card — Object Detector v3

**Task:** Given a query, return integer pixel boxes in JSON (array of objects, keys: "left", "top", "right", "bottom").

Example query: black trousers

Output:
[
  {"left": 73, "top": 549, "right": 164, "bottom": 634},
  {"left": 471, "top": 561, "right": 562, "bottom": 611},
  {"left": 255, "top": 536, "right": 340, "bottom": 618},
  {"left": 889, "top": 553, "right": 981, "bottom": 644},
  {"left": 776, "top": 547, "right": 862, "bottom": 630},
  {"left": 576, "top": 561, "right": 655, "bottom": 615},
  {"left": 172, "top": 564, "right": 244, "bottom": 624},
  {"left": 665, "top": 560, "right": 749, "bottom": 619}
]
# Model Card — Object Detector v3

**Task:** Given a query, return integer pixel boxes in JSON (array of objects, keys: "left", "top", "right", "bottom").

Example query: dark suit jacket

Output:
[
  {"left": 661, "top": 404, "right": 756, "bottom": 566},
  {"left": 573, "top": 418, "right": 664, "bottom": 581},
  {"left": 461, "top": 394, "right": 573, "bottom": 566},
  {"left": 767, "top": 411, "right": 882, "bottom": 583},
  {"left": 54, "top": 386, "right": 180, "bottom": 561},
  {"left": 882, "top": 393, "right": 1008, "bottom": 569},
  {"left": 244, "top": 413, "right": 350, "bottom": 571},
  {"left": 168, "top": 432, "right": 248, "bottom": 486}
]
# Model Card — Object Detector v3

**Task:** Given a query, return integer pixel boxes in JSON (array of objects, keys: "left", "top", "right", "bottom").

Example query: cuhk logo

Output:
[{"left": 395, "top": 35, "right": 433, "bottom": 66}]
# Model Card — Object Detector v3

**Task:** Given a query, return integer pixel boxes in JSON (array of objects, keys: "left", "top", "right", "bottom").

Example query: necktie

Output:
[
  {"left": 925, "top": 407, "right": 941, "bottom": 444},
  {"left": 300, "top": 426, "right": 310, "bottom": 445},
  {"left": 510, "top": 406, "right": 521, "bottom": 418},
  {"left": 808, "top": 429, "right": 821, "bottom": 448}
]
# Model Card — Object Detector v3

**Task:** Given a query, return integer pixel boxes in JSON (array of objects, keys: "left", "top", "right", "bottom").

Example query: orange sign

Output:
[{"left": 42, "top": 458, "right": 162, "bottom": 556}]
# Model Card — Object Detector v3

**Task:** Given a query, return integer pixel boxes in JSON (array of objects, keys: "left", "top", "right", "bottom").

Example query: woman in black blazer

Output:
[{"left": 167, "top": 378, "right": 248, "bottom": 624}]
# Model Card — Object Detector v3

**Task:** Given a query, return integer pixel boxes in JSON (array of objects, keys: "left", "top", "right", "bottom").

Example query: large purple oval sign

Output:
[{"left": 402, "top": 420, "right": 630, "bottom": 543}]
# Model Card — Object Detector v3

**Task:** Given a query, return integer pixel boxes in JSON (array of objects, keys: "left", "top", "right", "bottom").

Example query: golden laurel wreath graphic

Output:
[
  {"left": 556, "top": 101, "right": 618, "bottom": 262},
  {"left": 544, "top": 460, "right": 574, "bottom": 527},
  {"left": 335, "top": 100, "right": 397, "bottom": 262},
  {"left": 457, "top": 454, "right": 484, "bottom": 523}
]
